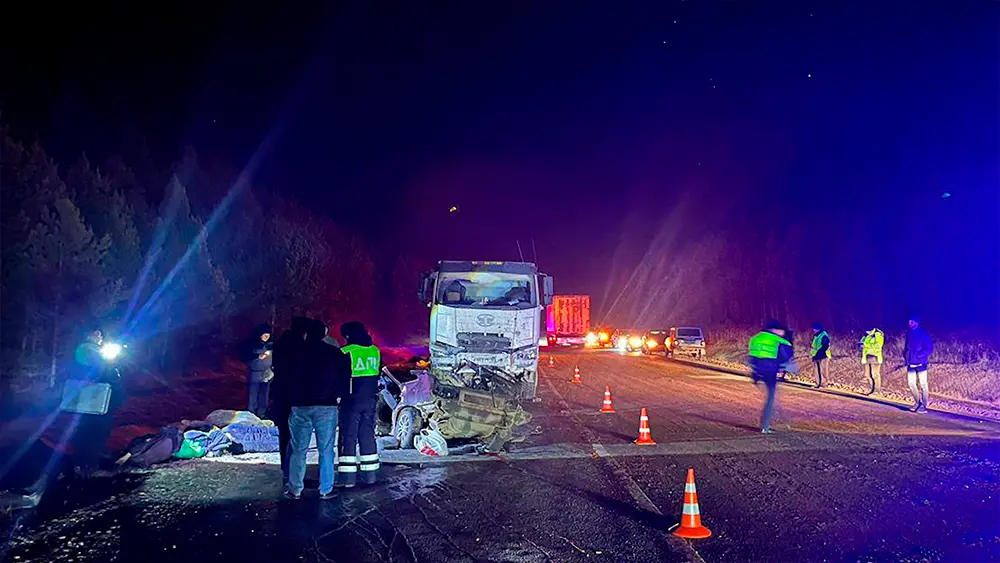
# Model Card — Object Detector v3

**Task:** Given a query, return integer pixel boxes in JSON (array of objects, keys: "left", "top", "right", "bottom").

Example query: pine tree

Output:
[{"left": 24, "top": 197, "right": 111, "bottom": 384}]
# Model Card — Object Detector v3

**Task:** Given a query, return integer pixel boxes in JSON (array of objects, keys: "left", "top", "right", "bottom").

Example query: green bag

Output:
[{"left": 173, "top": 438, "right": 207, "bottom": 459}]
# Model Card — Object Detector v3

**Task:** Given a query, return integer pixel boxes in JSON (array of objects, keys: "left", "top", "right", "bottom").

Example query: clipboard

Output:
[{"left": 60, "top": 380, "right": 112, "bottom": 415}]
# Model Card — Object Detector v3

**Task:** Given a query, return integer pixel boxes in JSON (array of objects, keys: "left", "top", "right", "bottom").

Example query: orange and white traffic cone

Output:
[
  {"left": 634, "top": 407, "right": 656, "bottom": 445},
  {"left": 571, "top": 365, "right": 582, "bottom": 384},
  {"left": 673, "top": 468, "right": 712, "bottom": 539},
  {"left": 548, "top": 356, "right": 555, "bottom": 367},
  {"left": 600, "top": 386, "right": 615, "bottom": 413}
]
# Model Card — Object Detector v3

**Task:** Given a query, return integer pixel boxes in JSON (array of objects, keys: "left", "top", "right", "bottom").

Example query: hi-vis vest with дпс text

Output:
[{"left": 341, "top": 344, "right": 380, "bottom": 377}]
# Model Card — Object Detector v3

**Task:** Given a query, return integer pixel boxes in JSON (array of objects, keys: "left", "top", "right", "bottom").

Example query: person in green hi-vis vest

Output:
[
  {"left": 336, "top": 321, "right": 382, "bottom": 488},
  {"left": 748, "top": 320, "right": 797, "bottom": 434}
]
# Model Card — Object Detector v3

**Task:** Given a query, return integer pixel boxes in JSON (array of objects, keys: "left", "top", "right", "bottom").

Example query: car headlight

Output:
[
  {"left": 585, "top": 332, "right": 599, "bottom": 346},
  {"left": 628, "top": 336, "right": 643, "bottom": 348},
  {"left": 100, "top": 342, "right": 123, "bottom": 360},
  {"left": 646, "top": 340, "right": 658, "bottom": 348}
]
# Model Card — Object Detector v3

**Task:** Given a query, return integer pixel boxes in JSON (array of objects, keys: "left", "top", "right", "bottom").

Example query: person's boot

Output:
[{"left": 335, "top": 472, "right": 357, "bottom": 488}]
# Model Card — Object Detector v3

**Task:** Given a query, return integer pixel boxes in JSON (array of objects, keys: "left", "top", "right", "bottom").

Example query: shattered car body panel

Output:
[{"left": 379, "top": 366, "right": 532, "bottom": 452}]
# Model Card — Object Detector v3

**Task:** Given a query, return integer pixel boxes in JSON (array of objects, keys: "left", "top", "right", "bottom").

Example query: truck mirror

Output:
[
  {"left": 418, "top": 272, "right": 434, "bottom": 304},
  {"left": 541, "top": 275, "right": 554, "bottom": 306}
]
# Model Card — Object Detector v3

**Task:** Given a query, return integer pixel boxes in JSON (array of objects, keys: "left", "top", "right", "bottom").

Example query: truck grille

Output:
[{"left": 457, "top": 333, "right": 512, "bottom": 353}]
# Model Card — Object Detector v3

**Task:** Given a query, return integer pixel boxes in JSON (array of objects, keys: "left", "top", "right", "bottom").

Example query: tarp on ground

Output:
[{"left": 223, "top": 423, "right": 279, "bottom": 453}]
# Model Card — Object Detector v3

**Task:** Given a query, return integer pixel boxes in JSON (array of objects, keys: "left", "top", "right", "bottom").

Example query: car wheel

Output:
[{"left": 393, "top": 407, "right": 422, "bottom": 450}]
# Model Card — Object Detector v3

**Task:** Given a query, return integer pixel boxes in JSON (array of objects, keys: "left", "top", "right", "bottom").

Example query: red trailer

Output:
[{"left": 545, "top": 295, "right": 591, "bottom": 347}]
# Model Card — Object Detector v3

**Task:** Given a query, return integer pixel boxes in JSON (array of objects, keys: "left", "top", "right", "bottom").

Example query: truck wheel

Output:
[{"left": 393, "top": 407, "right": 422, "bottom": 450}]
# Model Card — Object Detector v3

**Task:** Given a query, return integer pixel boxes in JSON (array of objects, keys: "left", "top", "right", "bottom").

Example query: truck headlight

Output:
[{"left": 100, "top": 343, "right": 123, "bottom": 361}]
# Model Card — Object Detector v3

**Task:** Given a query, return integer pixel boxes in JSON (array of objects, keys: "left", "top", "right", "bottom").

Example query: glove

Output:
[{"left": 861, "top": 359, "right": 867, "bottom": 365}]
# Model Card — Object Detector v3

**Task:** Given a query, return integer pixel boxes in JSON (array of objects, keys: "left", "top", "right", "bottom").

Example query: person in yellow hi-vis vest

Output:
[
  {"left": 860, "top": 327, "right": 884, "bottom": 395},
  {"left": 810, "top": 323, "right": 832, "bottom": 389},
  {"left": 336, "top": 321, "right": 381, "bottom": 487}
]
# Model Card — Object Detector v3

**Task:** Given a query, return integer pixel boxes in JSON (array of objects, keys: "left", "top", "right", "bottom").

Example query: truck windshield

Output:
[
  {"left": 436, "top": 273, "right": 536, "bottom": 309},
  {"left": 677, "top": 328, "right": 702, "bottom": 338}
]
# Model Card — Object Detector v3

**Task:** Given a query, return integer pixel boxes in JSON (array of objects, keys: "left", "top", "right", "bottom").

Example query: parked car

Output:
[
  {"left": 666, "top": 326, "right": 706, "bottom": 359},
  {"left": 641, "top": 329, "right": 670, "bottom": 355}
]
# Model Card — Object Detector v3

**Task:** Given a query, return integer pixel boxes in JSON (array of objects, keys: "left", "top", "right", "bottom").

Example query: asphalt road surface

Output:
[{"left": 3, "top": 350, "right": 999, "bottom": 562}]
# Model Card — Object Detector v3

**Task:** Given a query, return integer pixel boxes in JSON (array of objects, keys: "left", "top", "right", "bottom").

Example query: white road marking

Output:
[{"left": 543, "top": 376, "right": 708, "bottom": 563}]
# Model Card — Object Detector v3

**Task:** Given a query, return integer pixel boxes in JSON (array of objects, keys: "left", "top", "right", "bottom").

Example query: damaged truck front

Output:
[{"left": 383, "top": 261, "right": 553, "bottom": 452}]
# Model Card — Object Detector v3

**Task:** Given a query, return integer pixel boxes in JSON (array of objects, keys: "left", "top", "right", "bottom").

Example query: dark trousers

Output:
[
  {"left": 248, "top": 380, "right": 270, "bottom": 418},
  {"left": 272, "top": 404, "right": 291, "bottom": 485},
  {"left": 70, "top": 385, "right": 123, "bottom": 474},
  {"left": 813, "top": 358, "right": 829, "bottom": 388},
  {"left": 337, "top": 396, "right": 379, "bottom": 486}
]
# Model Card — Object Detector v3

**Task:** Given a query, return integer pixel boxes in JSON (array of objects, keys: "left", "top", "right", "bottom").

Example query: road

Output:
[{"left": 3, "top": 350, "right": 999, "bottom": 562}]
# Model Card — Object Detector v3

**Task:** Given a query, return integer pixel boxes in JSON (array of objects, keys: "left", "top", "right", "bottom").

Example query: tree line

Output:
[{"left": 0, "top": 129, "right": 430, "bottom": 389}]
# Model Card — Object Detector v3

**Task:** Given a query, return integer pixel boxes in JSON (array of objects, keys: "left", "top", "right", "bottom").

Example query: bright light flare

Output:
[
  {"left": 646, "top": 339, "right": 658, "bottom": 348},
  {"left": 585, "top": 332, "right": 599, "bottom": 346},
  {"left": 599, "top": 332, "right": 609, "bottom": 342},
  {"left": 628, "top": 336, "right": 643, "bottom": 349},
  {"left": 99, "top": 342, "right": 123, "bottom": 361}
]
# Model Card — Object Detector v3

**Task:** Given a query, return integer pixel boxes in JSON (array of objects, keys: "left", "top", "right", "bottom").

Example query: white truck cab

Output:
[{"left": 419, "top": 261, "right": 554, "bottom": 398}]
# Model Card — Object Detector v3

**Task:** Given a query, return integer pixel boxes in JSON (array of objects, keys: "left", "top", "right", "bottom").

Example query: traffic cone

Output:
[
  {"left": 673, "top": 468, "right": 712, "bottom": 539},
  {"left": 548, "top": 356, "right": 555, "bottom": 367},
  {"left": 600, "top": 386, "right": 615, "bottom": 413},
  {"left": 571, "top": 365, "right": 582, "bottom": 384},
  {"left": 634, "top": 407, "right": 656, "bottom": 445}
]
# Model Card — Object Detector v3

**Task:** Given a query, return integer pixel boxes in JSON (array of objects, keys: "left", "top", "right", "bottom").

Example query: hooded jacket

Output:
[
  {"left": 341, "top": 322, "right": 380, "bottom": 403},
  {"left": 245, "top": 324, "right": 274, "bottom": 382},
  {"left": 285, "top": 319, "right": 351, "bottom": 407},
  {"left": 904, "top": 325, "right": 933, "bottom": 367}
]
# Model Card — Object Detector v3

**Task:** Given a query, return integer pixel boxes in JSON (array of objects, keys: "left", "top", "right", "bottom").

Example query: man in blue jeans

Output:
[{"left": 284, "top": 319, "right": 351, "bottom": 499}]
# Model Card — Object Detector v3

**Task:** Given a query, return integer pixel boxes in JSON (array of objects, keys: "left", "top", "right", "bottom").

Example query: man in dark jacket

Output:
[
  {"left": 903, "top": 316, "right": 934, "bottom": 413},
  {"left": 245, "top": 324, "right": 273, "bottom": 417},
  {"left": 810, "top": 323, "right": 831, "bottom": 389},
  {"left": 337, "top": 321, "right": 382, "bottom": 487},
  {"left": 748, "top": 320, "right": 797, "bottom": 434},
  {"left": 66, "top": 327, "right": 126, "bottom": 478},
  {"left": 270, "top": 317, "right": 311, "bottom": 487},
  {"left": 283, "top": 320, "right": 350, "bottom": 499}
]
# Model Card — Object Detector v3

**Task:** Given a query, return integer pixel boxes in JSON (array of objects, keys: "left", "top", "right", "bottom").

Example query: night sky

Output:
[{"left": 3, "top": 1, "right": 998, "bottom": 328}]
